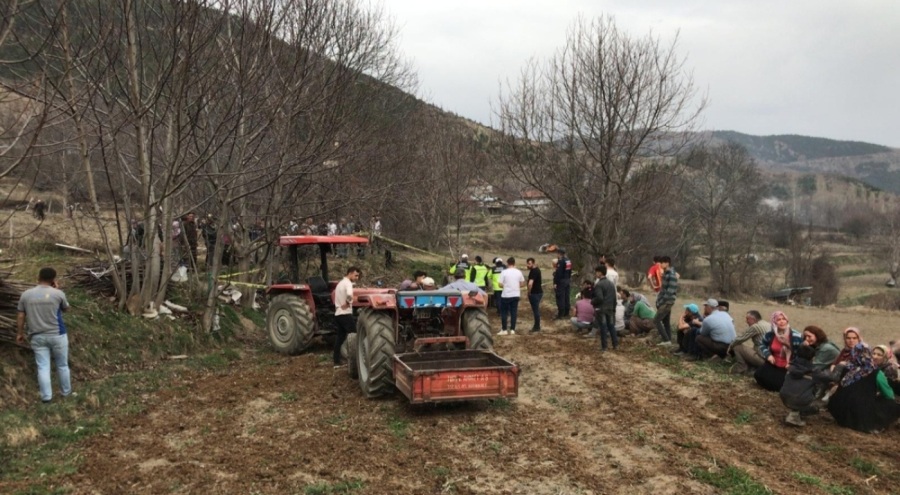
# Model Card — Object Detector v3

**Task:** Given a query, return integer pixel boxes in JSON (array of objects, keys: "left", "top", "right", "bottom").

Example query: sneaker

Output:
[
  {"left": 657, "top": 341, "right": 673, "bottom": 346},
  {"left": 498, "top": 330, "right": 509, "bottom": 336},
  {"left": 785, "top": 411, "right": 806, "bottom": 427},
  {"left": 62, "top": 392, "right": 78, "bottom": 399},
  {"left": 583, "top": 330, "right": 598, "bottom": 339},
  {"left": 509, "top": 330, "right": 516, "bottom": 335},
  {"left": 333, "top": 363, "right": 346, "bottom": 369}
]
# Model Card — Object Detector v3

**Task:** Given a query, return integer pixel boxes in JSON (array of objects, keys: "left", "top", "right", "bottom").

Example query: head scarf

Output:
[
  {"left": 873, "top": 344, "right": 899, "bottom": 381},
  {"left": 842, "top": 327, "right": 863, "bottom": 348},
  {"left": 770, "top": 311, "right": 793, "bottom": 363},
  {"left": 840, "top": 343, "right": 876, "bottom": 388}
]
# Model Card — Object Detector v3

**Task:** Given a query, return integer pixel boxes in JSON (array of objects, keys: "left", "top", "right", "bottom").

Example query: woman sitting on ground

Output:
[
  {"left": 872, "top": 345, "right": 900, "bottom": 396},
  {"left": 832, "top": 327, "right": 862, "bottom": 367},
  {"left": 802, "top": 325, "right": 840, "bottom": 371},
  {"left": 755, "top": 311, "right": 803, "bottom": 392},
  {"left": 827, "top": 343, "right": 900, "bottom": 433},
  {"left": 780, "top": 344, "right": 820, "bottom": 426}
]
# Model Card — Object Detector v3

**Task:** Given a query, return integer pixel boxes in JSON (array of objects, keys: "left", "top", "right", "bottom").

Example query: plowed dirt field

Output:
[{"left": 47, "top": 306, "right": 900, "bottom": 495}]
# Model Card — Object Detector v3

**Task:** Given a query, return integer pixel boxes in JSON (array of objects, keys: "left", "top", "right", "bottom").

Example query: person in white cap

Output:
[{"left": 694, "top": 298, "right": 735, "bottom": 360}]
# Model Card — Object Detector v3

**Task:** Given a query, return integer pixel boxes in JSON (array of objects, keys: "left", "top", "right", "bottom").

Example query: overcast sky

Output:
[{"left": 385, "top": 0, "right": 900, "bottom": 148}]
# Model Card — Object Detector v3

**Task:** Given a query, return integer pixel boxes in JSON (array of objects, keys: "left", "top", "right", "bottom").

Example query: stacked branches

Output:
[{"left": 0, "top": 276, "right": 30, "bottom": 347}]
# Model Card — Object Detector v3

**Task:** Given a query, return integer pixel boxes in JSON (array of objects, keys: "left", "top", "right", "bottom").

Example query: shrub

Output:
[{"left": 810, "top": 255, "right": 839, "bottom": 306}]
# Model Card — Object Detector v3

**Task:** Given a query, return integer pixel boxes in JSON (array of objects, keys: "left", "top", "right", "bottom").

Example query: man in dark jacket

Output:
[
  {"left": 553, "top": 248, "right": 572, "bottom": 319},
  {"left": 780, "top": 344, "right": 819, "bottom": 426},
  {"left": 591, "top": 265, "right": 618, "bottom": 351}
]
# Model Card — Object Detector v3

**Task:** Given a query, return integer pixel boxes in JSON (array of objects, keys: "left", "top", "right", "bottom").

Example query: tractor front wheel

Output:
[
  {"left": 462, "top": 309, "right": 493, "bottom": 350},
  {"left": 266, "top": 294, "right": 315, "bottom": 355},
  {"left": 357, "top": 310, "right": 396, "bottom": 398}
]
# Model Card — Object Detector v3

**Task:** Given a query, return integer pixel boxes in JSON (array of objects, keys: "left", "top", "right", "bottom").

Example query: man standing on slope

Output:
[
  {"left": 526, "top": 257, "right": 543, "bottom": 333},
  {"left": 498, "top": 257, "right": 526, "bottom": 336},
  {"left": 553, "top": 248, "right": 572, "bottom": 319},
  {"left": 653, "top": 256, "right": 678, "bottom": 346},
  {"left": 17, "top": 267, "right": 72, "bottom": 403}
]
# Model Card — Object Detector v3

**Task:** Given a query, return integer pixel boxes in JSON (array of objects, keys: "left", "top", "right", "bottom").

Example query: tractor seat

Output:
[{"left": 307, "top": 276, "right": 333, "bottom": 307}]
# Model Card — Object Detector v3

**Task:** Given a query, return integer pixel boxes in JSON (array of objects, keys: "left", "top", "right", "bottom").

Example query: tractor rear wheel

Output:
[
  {"left": 462, "top": 309, "right": 493, "bottom": 350},
  {"left": 357, "top": 310, "right": 396, "bottom": 398},
  {"left": 266, "top": 294, "right": 315, "bottom": 355},
  {"left": 345, "top": 333, "right": 359, "bottom": 379}
]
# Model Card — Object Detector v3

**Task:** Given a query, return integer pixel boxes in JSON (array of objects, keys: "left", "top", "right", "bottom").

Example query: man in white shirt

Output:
[
  {"left": 333, "top": 266, "right": 360, "bottom": 368},
  {"left": 605, "top": 256, "right": 619, "bottom": 289},
  {"left": 498, "top": 257, "right": 525, "bottom": 336}
]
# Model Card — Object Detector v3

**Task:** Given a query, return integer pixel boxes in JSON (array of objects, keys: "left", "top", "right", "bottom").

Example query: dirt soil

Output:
[{"left": 25, "top": 306, "right": 895, "bottom": 495}]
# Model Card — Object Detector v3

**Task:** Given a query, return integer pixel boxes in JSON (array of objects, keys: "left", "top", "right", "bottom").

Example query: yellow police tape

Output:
[{"left": 218, "top": 280, "right": 267, "bottom": 289}]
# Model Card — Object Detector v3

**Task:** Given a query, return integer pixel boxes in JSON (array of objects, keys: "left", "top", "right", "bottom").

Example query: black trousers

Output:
[{"left": 334, "top": 314, "right": 355, "bottom": 365}]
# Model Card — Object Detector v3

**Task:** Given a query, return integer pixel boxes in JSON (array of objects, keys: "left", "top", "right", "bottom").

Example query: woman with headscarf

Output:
[
  {"left": 872, "top": 344, "right": 900, "bottom": 395},
  {"left": 801, "top": 325, "right": 841, "bottom": 371},
  {"left": 827, "top": 343, "right": 900, "bottom": 433},
  {"left": 754, "top": 310, "right": 803, "bottom": 391},
  {"left": 832, "top": 327, "right": 863, "bottom": 368}
]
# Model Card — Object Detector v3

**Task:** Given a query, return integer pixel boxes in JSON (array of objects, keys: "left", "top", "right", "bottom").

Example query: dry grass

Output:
[{"left": 4, "top": 425, "right": 40, "bottom": 447}]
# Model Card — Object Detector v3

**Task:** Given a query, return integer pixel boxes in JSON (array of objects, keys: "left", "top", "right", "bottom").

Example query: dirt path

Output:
[{"left": 63, "top": 314, "right": 900, "bottom": 494}]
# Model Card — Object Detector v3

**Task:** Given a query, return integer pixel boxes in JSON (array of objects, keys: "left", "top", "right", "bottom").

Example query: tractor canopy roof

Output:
[{"left": 279, "top": 235, "right": 369, "bottom": 246}]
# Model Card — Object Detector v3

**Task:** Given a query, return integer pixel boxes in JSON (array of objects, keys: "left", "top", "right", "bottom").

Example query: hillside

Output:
[{"left": 708, "top": 130, "right": 900, "bottom": 195}]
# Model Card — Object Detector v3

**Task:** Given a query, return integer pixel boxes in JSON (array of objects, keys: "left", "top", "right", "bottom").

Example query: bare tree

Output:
[
  {"left": 683, "top": 142, "right": 765, "bottom": 295},
  {"left": 493, "top": 15, "right": 704, "bottom": 270}
]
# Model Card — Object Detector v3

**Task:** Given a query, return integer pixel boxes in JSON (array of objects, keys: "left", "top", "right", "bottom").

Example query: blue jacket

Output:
[
  {"left": 758, "top": 328, "right": 803, "bottom": 361},
  {"left": 554, "top": 256, "right": 572, "bottom": 284}
]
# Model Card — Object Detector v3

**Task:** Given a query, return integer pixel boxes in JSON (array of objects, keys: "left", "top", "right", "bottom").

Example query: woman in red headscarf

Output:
[{"left": 754, "top": 310, "right": 803, "bottom": 391}]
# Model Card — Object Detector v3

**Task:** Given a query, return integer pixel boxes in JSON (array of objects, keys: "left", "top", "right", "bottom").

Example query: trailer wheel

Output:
[
  {"left": 463, "top": 309, "right": 493, "bottom": 350},
  {"left": 357, "top": 310, "right": 395, "bottom": 398},
  {"left": 267, "top": 294, "right": 315, "bottom": 355},
  {"left": 345, "top": 333, "right": 359, "bottom": 380}
]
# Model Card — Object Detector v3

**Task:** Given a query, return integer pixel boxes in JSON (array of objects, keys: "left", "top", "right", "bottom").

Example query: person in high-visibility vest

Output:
[
  {"left": 489, "top": 257, "right": 506, "bottom": 310},
  {"left": 447, "top": 254, "right": 470, "bottom": 285},
  {"left": 469, "top": 256, "right": 490, "bottom": 292}
]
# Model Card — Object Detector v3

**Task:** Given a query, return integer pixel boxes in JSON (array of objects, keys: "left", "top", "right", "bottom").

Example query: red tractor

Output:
[
  {"left": 266, "top": 235, "right": 517, "bottom": 403},
  {"left": 265, "top": 235, "right": 395, "bottom": 355}
]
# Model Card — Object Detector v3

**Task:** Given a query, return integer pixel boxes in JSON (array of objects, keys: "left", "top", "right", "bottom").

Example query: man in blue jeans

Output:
[
  {"left": 17, "top": 267, "right": 72, "bottom": 404},
  {"left": 525, "top": 258, "right": 543, "bottom": 333}
]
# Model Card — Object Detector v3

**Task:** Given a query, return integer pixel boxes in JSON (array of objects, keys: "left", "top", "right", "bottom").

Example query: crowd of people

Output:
[{"left": 562, "top": 254, "right": 900, "bottom": 434}]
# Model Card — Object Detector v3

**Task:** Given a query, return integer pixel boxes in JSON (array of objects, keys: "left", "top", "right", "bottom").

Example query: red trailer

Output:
[{"left": 392, "top": 347, "right": 519, "bottom": 404}]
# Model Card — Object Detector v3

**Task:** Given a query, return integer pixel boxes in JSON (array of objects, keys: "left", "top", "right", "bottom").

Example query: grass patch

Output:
[
  {"left": 324, "top": 414, "right": 347, "bottom": 426},
  {"left": 675, "top": 440, "right": 702, "bottom": 449},
  {"left": 432, "top": 466, "right": 451, "bottom": 477},
  {"left": 792, "top": 472, "right": 855, "bottom": 495},
  {"left": 690, "top": 465, "right": 771, "bottom": 495},
  {"left": 488, "top": 398, "right": 511, "bottom": 410},
  {"left": 280, "top": 391, "right": 298, "bottom": 402},
  {"left": 387, "top": 417, "right": 409, "bottom": 439},
  {"left": 241, "top": 307, "right": 266, "bottom": 328},
  {"left": 734, "top": 410, "right": 753, "bottom": 425},
  {"left": 303, "top": 479, "right": 365, "bottom": 495},
  {"left": 808, "top": 443, "right": 846, "bottom": 455},
  {"left": 850, "top": 456, "right": 882, "bottom": 476},
  {"left": 0, "top": 365, "right": 174, "bottom": 483}
]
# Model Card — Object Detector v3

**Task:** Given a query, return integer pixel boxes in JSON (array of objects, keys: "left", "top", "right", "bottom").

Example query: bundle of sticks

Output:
[
  {"left": 0, "top": 276, "right": 31, "bottom": 347},
  {"left": 68, "top": 262, "right": 139, "bottom": 297}
]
